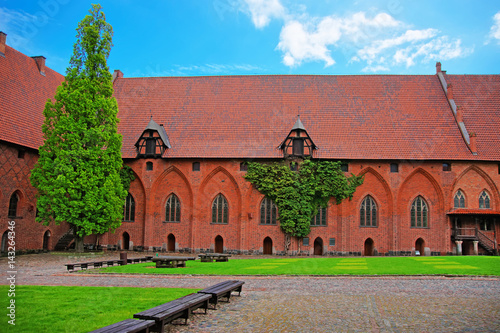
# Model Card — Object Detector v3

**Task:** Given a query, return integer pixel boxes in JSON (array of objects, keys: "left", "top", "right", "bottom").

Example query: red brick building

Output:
[{"left": 1, "top": 32, "right": 499, "bottom": 256}]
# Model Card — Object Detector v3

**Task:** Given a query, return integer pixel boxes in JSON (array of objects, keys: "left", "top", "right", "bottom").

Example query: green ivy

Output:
[{"left": 245, "top": 159, "right": 363, "bottom": 250}]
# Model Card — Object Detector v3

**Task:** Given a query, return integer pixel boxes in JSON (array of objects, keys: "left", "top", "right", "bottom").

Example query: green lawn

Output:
[
  {"left": 1, "top": 285, "right": 197, "bottom": 333},
  {"left": 96, "top": 256, "right": 500, "bottom": 276}
]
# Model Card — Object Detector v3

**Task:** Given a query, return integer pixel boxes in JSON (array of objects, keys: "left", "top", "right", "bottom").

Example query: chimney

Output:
[
  {"left": 32, "top": 56, "right": 46, "bottom": 76},
  {"left": 446, "top": 83, "right": 454, "bottom": 100},
  {"left": 469, "top": 132, "right": 477, "bottom": 154},
  {"left": 436, "top": 62, "right": 441, "bottom": 74},
  {"left": 0, "top": 31, "right": 6, "bottom": 56},
  {"left": 456, "top": 106, "right": 463, "bottom": 122},
  {"left": 113, "top": 69, "right": 124, "bottom": 83}
]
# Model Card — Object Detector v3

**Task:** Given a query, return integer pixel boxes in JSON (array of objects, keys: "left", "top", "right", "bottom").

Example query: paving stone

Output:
[{"left": 1, "top": 253, "right": 499, "bottom": 332}]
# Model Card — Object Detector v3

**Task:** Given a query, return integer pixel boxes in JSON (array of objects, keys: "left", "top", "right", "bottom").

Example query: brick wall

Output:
[
  {"left": 2, "top": 148, "right": 499, "bottom": 255},
  {"left": 0, "top": 142, "right": 70, "bottom": 251}
]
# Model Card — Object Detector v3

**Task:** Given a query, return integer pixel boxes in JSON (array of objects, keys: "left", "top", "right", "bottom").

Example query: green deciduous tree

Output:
[
  {"left": 31, "top": 4, "right": 127, "bottom": 252},
  {"left": 245, "top": 159, "right": 363, "bottom": 253}
]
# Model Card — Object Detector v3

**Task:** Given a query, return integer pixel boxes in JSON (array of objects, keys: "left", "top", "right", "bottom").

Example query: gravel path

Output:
[{"left": 1, "top": 253, "right": 499, "bottom": 332}]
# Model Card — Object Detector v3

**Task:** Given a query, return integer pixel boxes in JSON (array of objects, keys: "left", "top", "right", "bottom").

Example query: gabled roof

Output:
[
  {"left": 279, "top": 116, "right": 317, "bottom": 151},
  {"left": 444, "top": 74, "right": 500, "bottom": 159},
  {"left": 0, "top": 45, "right": 64, "bottom": 150},
  {"left": 1, "top": 39, "right": 498, "bottom": 162},
  {"left": 135, "top": 117, "right": 171, "bottom": 149},
  {"left": 113, "top": 74, "right": 500, "bottom": 161},
  {"left": 292, "top": 116, "right": 306, "bottom": 131}
]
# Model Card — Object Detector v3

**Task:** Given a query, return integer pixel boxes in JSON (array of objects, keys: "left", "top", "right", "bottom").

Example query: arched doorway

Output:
[
  {"left": 415, "top": 238, "right": 425, "bottom": 256},
  {"left": 1, "top": 231, "right": 8, "bottom": 253},
  {"left": 43, "top": 230, "right": 51, "bottom": 250},
  {"left": 122, "top": 232, "right": 130, "bottom": 250},
  {"left": 214, "top": 235, "right": 224, "bottom": 253},
  {"left": 167, "top": 233, "right": 176, "bottom": 252},
  {"left": 263, "top": 237, "right": 273, "bottom": 255},
  {"left": 364, "top": 238, "right": 374, "bottom": 256},
  {"left": 313, "top": 237, "right": 323, "bottom": 255}
]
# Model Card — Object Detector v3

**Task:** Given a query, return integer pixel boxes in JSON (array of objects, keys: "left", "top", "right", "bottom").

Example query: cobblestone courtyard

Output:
[{"left": 1, "top": 253, "right": 499, "bottom": 332}]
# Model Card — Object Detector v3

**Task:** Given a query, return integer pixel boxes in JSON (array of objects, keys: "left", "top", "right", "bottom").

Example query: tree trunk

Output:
[
  {"left": 284, "top": 233, "right": 291, "bottom": 255},
  {"left": 73, "top": 227, "right": 85, "bottom": 253}
]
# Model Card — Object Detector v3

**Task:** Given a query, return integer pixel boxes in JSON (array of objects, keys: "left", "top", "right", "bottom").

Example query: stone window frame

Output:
[
  {"left": 260, "top": 197, "right": 277, "bottom": 225},
  {"left": 211, "top": 193, "right": 229, "bottom": 224},
  {"left": 165, "top": 193, "right": 181, "bottom": 223},
  {"left": 123, "top": 193, "right": 135, "bottom": 222},
  {"left": 411, "top": 196, "right": 429, "bottom": 228},
  {"left": 360, "top": 195, "right": 378, "bottom": 227}
]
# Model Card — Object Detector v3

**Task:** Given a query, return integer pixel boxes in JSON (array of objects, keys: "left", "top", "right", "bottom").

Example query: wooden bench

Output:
[
  {"left": 198, "top": 253, "right": 232, "bottom": 262},
  {"left": 133, "top": 293, "right": 211, "bottom": 332},
  {"left": 197, "top": 280, "right": 244, "bottom": 309},
  {"left": 89, "top": 318, "right": 156, "bottom": 333},
  {"left": 152, "top": 256, "right": 196, "bottom": 268},
  {"left": 65, "top": 259, "right": 126, "bottom": 271},
  {"left": 64, "top": 262, "right": 94, "bottom": 271}
]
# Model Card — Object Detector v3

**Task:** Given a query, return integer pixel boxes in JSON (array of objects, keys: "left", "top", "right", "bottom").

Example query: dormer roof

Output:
[{"left": 134, "top": 117, "right": 171, "bottom": 158}]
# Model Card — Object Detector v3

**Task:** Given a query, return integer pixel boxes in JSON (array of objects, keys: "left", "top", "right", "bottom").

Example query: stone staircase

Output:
[{"left": 54, "top": 227, "right": 74, "bottom": 250}]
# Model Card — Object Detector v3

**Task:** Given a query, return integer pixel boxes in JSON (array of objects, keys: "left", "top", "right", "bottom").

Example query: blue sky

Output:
[{"left": 1, "top": 0, "right": 499, "bottom": 76}]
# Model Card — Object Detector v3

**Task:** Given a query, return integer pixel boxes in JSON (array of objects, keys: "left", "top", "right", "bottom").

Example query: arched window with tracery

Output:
[
  {"left": 165, "top": 194, "right": 181, "bottom": 222},
  {"left": 454, "top": 190, "right": 465, "bottom": 208},
  {"left": 260, "top": 197, "right": 277, "bottom": 225},
  {"left": 311, "top": 206, "right": 327, "bottom": 226},
  {"left": 8, "top": 192, "right": 19, "bottom": 218},
  {"left": 212, "top": 194, "right": 228, "bottom": 224},
  {"left": 123, "top": 193, "right": 135, "bottom": 222},
  {"left": 411, "top": 196, "right": 428, "bottom": 228},
  {"left": 360, "top": 196, "right": 377, "bottom": 227},
  {"left": 479, "top": 191, "right": 490, "bottom": 209}
]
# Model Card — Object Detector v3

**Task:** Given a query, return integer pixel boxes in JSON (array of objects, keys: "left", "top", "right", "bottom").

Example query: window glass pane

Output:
[
  {"left": 8, "top": 193, "right": 18, "bottom": 218},
  {"left": 360, "top": 206, "right": 365, "bottom": 226},
  {"left": 212, "top": 199, "right": 217, "bottom": 222},
  {"left": 293, "top": 139, "right": 304, "bottom": 156},
  {"left": 411, "top": 207, "right": 415, "bottom": 227},
  {"left": 223, "top": 199, "right": 228, "bottom": 224},
  {"left": 146, "top": 138, "right": 155, "bottom": 154}
]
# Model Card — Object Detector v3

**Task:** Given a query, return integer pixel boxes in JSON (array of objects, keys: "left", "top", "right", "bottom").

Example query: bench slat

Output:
[
  {"left": 134, "top": 294, "right": 210, "bottom": 319},
  {"left": 89, "top": 318, "right": 156, "bottom": 333}
]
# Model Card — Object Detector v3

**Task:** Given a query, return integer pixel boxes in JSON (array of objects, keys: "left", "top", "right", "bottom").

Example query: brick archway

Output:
[
  {"left": 364, "top": 238, "right": 374, "bottom": 256},
  {"left": 215, "top": 235, "right": 224, "bottom": 253},
  {"left": 167, "top": 233, "right": 175, "bottom": 252},
  {"left": 263, "top": 237, "right": 272, "bottom": 255}
]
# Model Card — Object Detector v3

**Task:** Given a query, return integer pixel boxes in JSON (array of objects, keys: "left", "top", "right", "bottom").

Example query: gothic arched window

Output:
[
  {"left": 411, "top": 196, "right": 428, "bottom": 228},
  {"left": 212, "top": 194, "right": 228, "bottom": 224},
  {"left": 360, "top": 196, "right": 377, "bottom": 227},
  {"left": 260, "top": 197, "right": 277, "bottom": 225},
  {"left": 454, "top": 190, "right": 465, "bottom": 208},
  {"left": 479, "top": 191, "right": 490, "bottom": 209},
  {"left": 123, "top": 193, "right": 135, "bottom": 222},
  {"left": 165, "top": 194, "right": 181, "bottom": 222}
]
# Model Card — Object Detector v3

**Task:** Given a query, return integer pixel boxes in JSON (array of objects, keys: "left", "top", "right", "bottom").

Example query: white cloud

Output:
[
  {"left": 276, "top": 12, "right": 403, "bottom": 68},
  {"left": 239, "top": 2, "right": 474, "bottom": 71},
  {"left": 277, "top": 19, "right": 338, "bottom": 67},
  {"left": 357, "top": 29, "right": 438, "bottom": 64},
  {"left": 488, "top": 11, "right": 500, "bottom": 44},
  {"left": 0, "top": 7, "right": 39, "bottom": 51},
  {"left": 361, "top": 64, "right": 390, "bottom": 73},
  {"left": 394, "top": 36, "right": 473, "bottom": 68},
  {"left": 243, "top": 0, "right": 285, "bottom": 28}
]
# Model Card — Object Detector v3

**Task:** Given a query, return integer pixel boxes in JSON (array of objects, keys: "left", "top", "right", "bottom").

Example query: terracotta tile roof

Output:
[
  {"left": 114, "top": 75, "right": 497, "bottom": 160},
  {"left": 447, "top": 208, "right": 500, "bottom": 215},
  {"left": 0, "top": 45, "right": 64, "bottom": 150},
  {"left": 1, "top": 42, "right": 498, "bottom": 162},
  {"left": 444, "top": 74, "right": 500, "bottom": 160}
]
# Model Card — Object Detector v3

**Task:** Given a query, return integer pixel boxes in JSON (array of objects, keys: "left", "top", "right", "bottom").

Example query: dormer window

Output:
[
  {"left": 135, "top": 117, "right": 171, "bottom": 158},
  {"left": 279, "top": 116, "right": 316, "bottom": 158}
]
